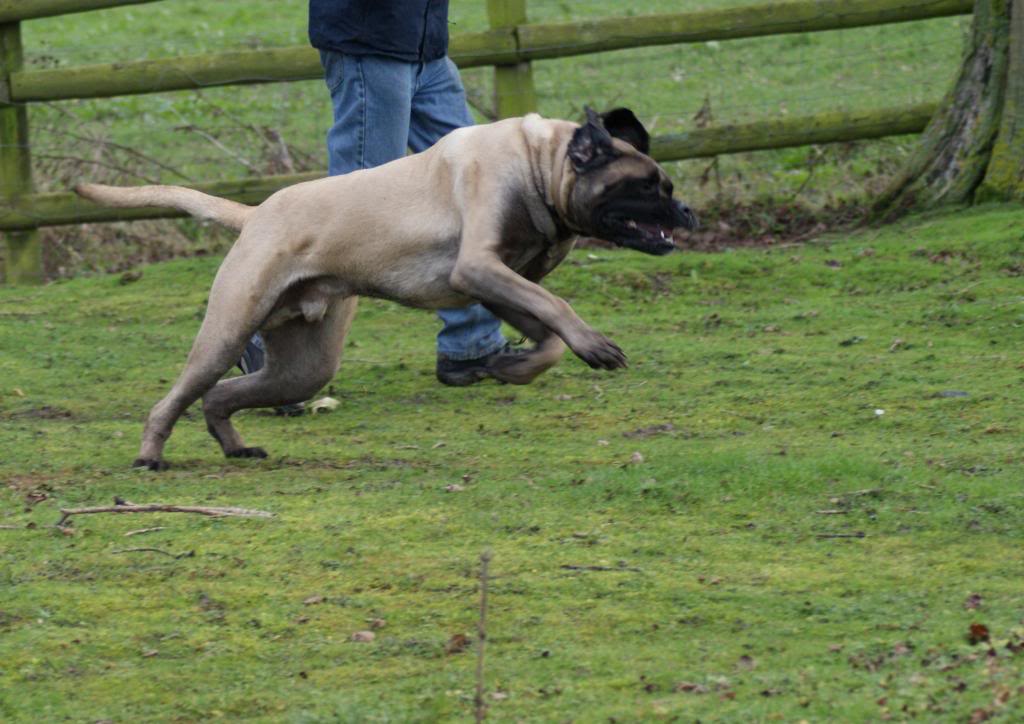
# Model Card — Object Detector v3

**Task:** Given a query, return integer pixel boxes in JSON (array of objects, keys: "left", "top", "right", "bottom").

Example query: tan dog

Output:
[{"left": 75, "top": 108, "right": 697, "bottom": 470}]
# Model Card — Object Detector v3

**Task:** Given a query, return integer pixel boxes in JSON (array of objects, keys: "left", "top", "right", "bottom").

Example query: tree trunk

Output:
[
  {"left": 981, "top": 0, "right": 1024, "bottom": 198},
  {"left": 875, "top": 0, "right": 1022, "bottom": 217}
]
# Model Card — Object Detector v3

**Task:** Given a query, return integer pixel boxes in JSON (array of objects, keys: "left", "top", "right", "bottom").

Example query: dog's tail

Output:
[{"left": 74, "top": 183, "right": 254, "bottom": 231}]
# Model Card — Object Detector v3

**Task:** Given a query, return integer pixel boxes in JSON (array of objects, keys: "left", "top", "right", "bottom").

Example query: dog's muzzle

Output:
[{"left": 674, "top": 200, "right": 699, "bottom": 232}]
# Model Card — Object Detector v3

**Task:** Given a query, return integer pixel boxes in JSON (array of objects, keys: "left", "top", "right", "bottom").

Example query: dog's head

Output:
[{"left": 566, "top": 107, "right": 697, "bottom": 255}]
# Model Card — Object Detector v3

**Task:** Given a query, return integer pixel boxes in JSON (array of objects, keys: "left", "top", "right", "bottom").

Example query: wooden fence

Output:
[{"left": 0, "top": 0, "right": 974, "bottom": 284}]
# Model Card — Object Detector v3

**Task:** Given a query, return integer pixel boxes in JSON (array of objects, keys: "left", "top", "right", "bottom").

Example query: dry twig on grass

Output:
[
  {"left": 475, "top": 550, "right": 492, "bottom": 723},
  {"left": 560, "top": 564, "right": 642, "bottom": 573},
  {"left": 111, "top": 547, "right": 195, "bottom": 559},
  {"left": 57, "top": 497, "right": 273, "bottom": 527}
]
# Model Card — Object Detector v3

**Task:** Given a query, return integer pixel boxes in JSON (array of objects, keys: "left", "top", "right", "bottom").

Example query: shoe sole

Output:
[{"left": 436, "top": 368, "right": 491, "bottom": 387}]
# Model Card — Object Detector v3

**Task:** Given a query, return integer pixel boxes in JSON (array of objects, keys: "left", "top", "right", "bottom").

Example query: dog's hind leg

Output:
[
  {"left": 135, "top": 329, "right": 256, "bottom": 471},
  {"left": 202, "top": 296, "right": 358, "bottom": 459},
  {"left": 134, "top": 248, "right": 298, "bottom": 470},
  {"left": 483, "top": 303, "right": 566, "bottom": 385}
]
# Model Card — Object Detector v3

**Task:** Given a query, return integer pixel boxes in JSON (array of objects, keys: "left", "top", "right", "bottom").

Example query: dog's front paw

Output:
[
  {"left": 572, "top": 331, "right": 628, "bottom": 370},
  {"left": 225, "top": 447, "right": 268, "bottom": 459},
  {"left": 132, "top": 457, "right": 170, "bottom": 472}
]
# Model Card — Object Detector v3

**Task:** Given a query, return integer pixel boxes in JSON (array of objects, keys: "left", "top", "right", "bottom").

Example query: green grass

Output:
[
  {"left": 2, "top": 205, "right": 1023, "bottom": 721},
  {"left": 11, "top": 0, "right": 971, "bottom": 277}
]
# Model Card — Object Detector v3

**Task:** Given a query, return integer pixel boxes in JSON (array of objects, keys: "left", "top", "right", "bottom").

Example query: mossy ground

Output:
[{"left": 2, "top": 206, "right": 1023, "bottom": 721}]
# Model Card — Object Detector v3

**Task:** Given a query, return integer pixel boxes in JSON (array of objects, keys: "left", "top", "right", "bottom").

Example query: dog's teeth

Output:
[{"left": 626, "top": 220, "right": 637, "bottom": 229}]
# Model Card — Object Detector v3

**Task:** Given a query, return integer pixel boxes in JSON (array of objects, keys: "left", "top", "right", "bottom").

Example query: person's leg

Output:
[
  {"left": 322, "top": 51, "right": 417, "bottom": 174},
  {"left": 408, "top": 57, "right": 507, "bottom": 374},
  {"left": 407, "top": 58, "right": 474, "bottom": 151}
]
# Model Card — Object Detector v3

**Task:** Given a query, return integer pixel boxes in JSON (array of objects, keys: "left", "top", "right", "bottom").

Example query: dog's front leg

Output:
[{"left": 450, "top": 251, "right": 626, "bottom": 370}]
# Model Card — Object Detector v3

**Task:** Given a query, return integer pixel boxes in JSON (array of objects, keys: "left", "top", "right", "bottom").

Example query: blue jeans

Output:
[{"left": 320, "top": 50, "right": 506, "bottom": 361}]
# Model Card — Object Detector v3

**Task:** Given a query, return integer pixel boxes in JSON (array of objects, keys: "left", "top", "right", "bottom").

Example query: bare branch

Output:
[
  {"left": 263, "top": 127, "right": 296, "bottom": 174},
  {"left": 171, "top": 106, "right": 259, "bottom": 174},
  {"left": 111, "top": 547, "right": 195, "bottom": 559},
  {"left": 33, "top": 154, "right": 162, "bottom": 184},
  {"left": 57, "top": 497, "right": 273, "bottom": 527}
]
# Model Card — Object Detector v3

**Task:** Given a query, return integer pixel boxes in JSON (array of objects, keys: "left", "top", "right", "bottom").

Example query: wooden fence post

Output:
[
  {"left": 1, "top": 21, "right": 41, "bottom": 284},
  {"left": 487, "top": 0, "right": 537, "bottom": 118}
]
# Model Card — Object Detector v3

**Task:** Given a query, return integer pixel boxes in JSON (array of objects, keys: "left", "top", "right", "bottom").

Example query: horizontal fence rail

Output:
[
  {"left": 0, "top": 172, "right": 321, "bottom": 231},
  {"left": 10, "top": 33, "right": 518, "bottom": 102},
  {"left": 0, "top": 0, "right": 160, "bottom": 23},
  {"left": 7, "top": 0, "right": 972, "bottom": 103},
  {"left": 649, "top": 102, "right": 937, "bottom": 162},
  {"left": 516, "top": 0, "right": 974, "bottom": 61},
  {"left": 0, "top": 104, "right": 937, "bottom": 231}
]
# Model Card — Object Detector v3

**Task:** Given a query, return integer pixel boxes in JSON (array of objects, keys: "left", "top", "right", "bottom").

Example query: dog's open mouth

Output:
[
  {"left": 610, "top": 218, "right": 677, "bottom": 255},
  {"left": 625, "top": 219, "right": 675, "bottom": 243}
]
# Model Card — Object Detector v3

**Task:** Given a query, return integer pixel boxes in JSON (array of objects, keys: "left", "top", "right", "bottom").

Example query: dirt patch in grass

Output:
[{"left": 8, "top": 405, "right": 76, "bottom": 420}]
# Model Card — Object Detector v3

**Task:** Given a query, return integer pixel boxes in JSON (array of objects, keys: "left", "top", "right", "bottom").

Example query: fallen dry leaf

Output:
[
  {"left": 308, "top": 397, "right": 338, "bottom": 414},
  {"left": 675, "top": 682, "right": 709, "bottom": 694},
  {"left": 350, "top": 630, "right": 375, "bottom": 643},
  {"left": 969, "top": 708, "right": 993, "bottom": 723},
  {"left": 968, "top": 623, "right": 991, "bottom": 645},
  {"left": 964, "top": 593, "right": 983, "bottom": 610},
  {"left": 630, "top": 452, "right": 645, "bottom": 464},
  {"left": 368, "top": 618, "right": 386, "bottom": 630},
  {"left": 303, "top": 595, "right": 325, "bottom": 606},
  {"left": 444, "top": 484, "right": 465, "bottom": 493},
  {"left": 445, "top": 633, "right": 471, "bottom": 654}
]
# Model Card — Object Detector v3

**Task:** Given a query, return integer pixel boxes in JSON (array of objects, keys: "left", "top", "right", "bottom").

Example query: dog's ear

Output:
[
  {"left": 568, "top": 105, "right": 618, "bottom": 173},
  {"left": 601, "top": 108, "right": 650, "bottom": 155}
]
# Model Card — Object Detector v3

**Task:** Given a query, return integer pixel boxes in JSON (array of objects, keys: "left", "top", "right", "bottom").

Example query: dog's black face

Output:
[{"left": 568, "top": 107, "right": 698, "bottom": 256}]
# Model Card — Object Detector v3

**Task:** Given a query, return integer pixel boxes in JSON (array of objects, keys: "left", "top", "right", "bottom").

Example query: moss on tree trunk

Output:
[
  {"left": 981, "top": 0, "right": 1024, "bottom": 198},
  {"left": 875, "top": 0, "right": 1023, "bottom": 216}
]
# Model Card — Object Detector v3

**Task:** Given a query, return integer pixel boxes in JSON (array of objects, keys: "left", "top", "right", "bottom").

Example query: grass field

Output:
[
  {"left": 9, "top": 0, "right": 970, "bottom": 277},
  {"left": 2, "top": 204, "right": 1023, "bottom": 721}
]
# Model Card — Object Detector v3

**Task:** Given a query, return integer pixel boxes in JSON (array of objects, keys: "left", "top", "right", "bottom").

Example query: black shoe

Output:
[
  {"left": 436, "top": 342, "right": 527, "bottom": 387},
  {"left": 238, "top": 334, "right": 305, "bottom": 416},
  {"left": 238, "top": 335, "right": 266, "bottom": 375}
]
